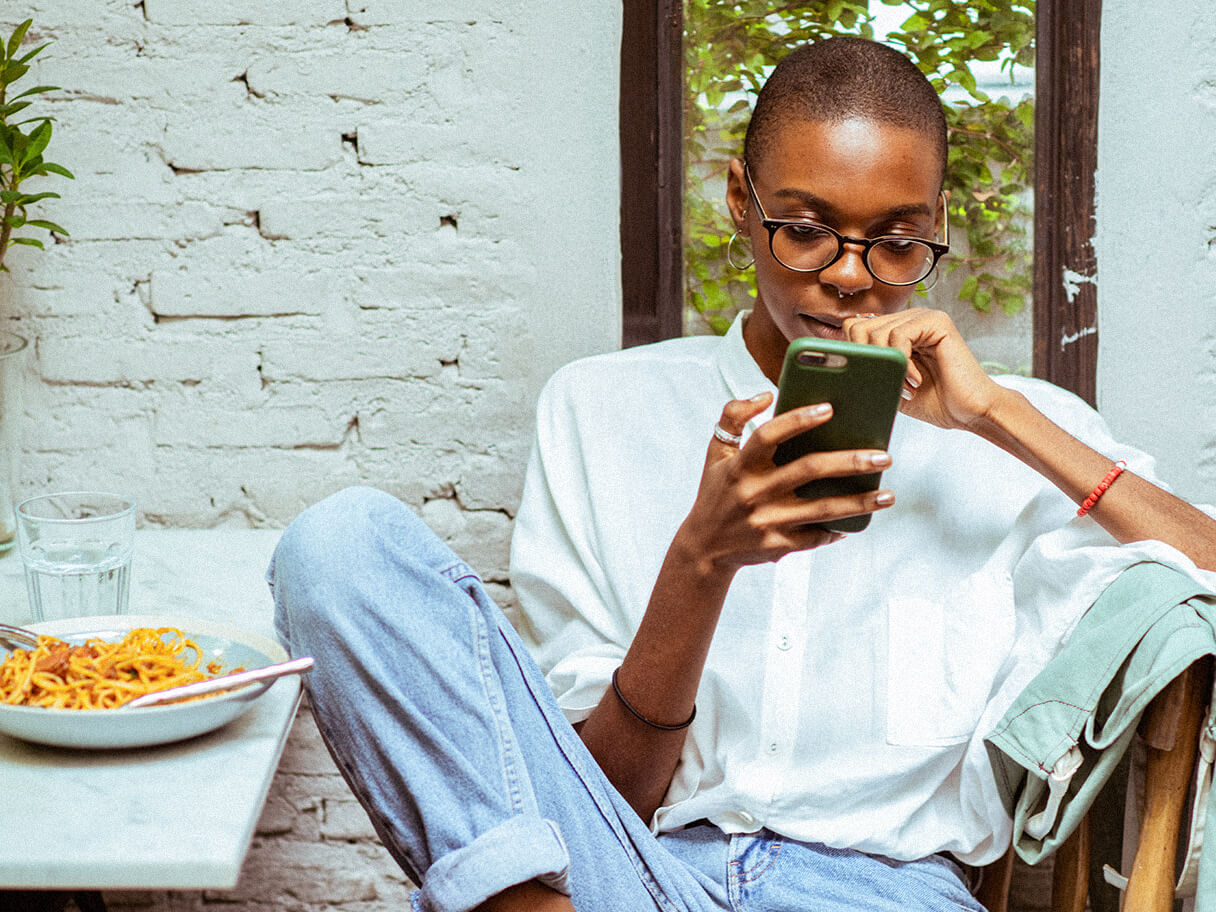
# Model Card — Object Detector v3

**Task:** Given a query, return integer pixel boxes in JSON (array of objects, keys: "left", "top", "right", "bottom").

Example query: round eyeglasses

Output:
[{"left": 743, "top": 165, "right": 949, "bottom": 287}]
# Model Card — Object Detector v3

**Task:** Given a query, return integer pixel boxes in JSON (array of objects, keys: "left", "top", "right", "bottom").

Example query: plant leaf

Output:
[
  {"left": 14, "top": 191, "right": 60, "bottom": 205},
  {"left": 3, "top": 62, "right": 30, "bottom": 84},
  {"left": 24, "top": 219, "right": 67, "bottom": 234},
  {"left": 6, "top": 20, "right": 32, "bottom": 62},
  {"left": 15, "top": 43, "right": 49, "bottom": 66},
  {"left": 10, "top": 84, "right": 60, "bottom": 102},
  {"left": 39, "top": 161, "right": 74, "bottom": 179},
  {"left": 22, "top": 121, "right": 52, "bottom": 164},
  {"left": 10, "top": 236, "right": 44, "bottom": 249}
]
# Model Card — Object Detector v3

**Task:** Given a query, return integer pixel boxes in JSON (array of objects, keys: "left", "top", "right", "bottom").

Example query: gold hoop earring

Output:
[{"left": 727, "top": 232, "right": 753, "bottom": 270}]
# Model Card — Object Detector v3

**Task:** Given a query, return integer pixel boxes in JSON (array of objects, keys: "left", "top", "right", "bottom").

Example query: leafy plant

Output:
[
  {"left": 684, "top": 0, "right": 1034, "bottom": 334},
  {"left": 0, "top": 18, "right": 72, "bottom": 274}
]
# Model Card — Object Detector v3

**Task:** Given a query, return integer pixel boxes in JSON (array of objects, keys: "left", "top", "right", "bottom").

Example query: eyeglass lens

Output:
[{"left": 772, "top": 225, "right": 937, "bottom": 285}]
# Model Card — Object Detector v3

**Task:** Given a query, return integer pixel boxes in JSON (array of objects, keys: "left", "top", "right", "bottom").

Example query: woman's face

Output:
[{"left": 727, "top": 117, "right": 944, "bottom": 383}]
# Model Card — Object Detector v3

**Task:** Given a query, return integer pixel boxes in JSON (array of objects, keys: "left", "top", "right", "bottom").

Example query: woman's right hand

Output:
[{"left": 676, "top": 392, "right": 895, "bottom": 576}]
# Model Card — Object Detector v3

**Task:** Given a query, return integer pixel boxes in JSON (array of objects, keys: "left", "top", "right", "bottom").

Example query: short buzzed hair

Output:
[{"left": 744, "top": 37, "right": 948, "bottom": 186}]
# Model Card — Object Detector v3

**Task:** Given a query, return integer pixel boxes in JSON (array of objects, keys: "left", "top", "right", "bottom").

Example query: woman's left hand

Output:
[{"left": 843, "top": 307, "right": 1004, "bottom": 432}]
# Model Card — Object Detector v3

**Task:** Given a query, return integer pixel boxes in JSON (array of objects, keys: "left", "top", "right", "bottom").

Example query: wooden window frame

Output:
[
  {"left": 1032, "top": 0, "right": 1101, "bottom": 405},
  {"left": 620, "top": 1, "right": 1101, "bottom": 406},
  {"left": 620, "top": 0, "right": 684, "bottom": 348}
]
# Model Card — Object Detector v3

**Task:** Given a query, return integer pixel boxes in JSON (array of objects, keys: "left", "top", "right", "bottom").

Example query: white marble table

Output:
[{"left": 0, "top": 529, "right": 300, "bottom": 889}]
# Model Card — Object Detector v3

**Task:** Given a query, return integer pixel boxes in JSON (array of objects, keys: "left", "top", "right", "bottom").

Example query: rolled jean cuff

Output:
[{"left": 418, "top": 815, "right": 572, "bottom": 912}]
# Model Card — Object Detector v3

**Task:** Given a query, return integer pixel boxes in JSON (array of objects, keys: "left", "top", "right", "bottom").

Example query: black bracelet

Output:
[{"left": 610, "top": 667, "right": 697, "bottom": 731}]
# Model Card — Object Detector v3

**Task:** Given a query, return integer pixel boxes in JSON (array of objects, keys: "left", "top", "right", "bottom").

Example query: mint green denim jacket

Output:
[{"left": 985, "top": 561, "right": 1216, "bottom": 905}]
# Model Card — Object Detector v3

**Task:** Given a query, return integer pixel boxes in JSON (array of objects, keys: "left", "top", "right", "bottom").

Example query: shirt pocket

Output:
[{"left": 886, "top": 571, "right": 1016, "bottom": 747}]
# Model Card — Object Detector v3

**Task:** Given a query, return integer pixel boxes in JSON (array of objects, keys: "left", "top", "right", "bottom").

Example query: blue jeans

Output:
[{"left": 268, "top": 487, "right": 985, "bottom": 912}]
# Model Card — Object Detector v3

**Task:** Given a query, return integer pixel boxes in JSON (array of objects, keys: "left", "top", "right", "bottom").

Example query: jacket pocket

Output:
[{"left": 886, "top": 571, "right": 1016, "bottom": 747}]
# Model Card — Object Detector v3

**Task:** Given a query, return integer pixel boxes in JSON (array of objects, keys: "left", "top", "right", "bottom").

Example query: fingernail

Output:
[
  {"left": 900, "top": 388, "right": 914, "bottom": 401},
  {"left": 906, "top": 375, "right": 921, "bottom": 389},
  {"left": 807, "top": 402, "right": 831, "bottom": 417},
  {"left": 869, "top": 453, "right": 891, "bottom": 467},
  {"left": 748, "top": 391, "right": 771, "bottom": 402},
  {"left": 875, "top": 491, "right": 895, "bottom": 506}
]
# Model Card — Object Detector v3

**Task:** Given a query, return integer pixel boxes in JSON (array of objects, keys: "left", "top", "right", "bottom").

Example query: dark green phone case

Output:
[{"left": 772, "top": 337, "right": 907, "bottom": 533}]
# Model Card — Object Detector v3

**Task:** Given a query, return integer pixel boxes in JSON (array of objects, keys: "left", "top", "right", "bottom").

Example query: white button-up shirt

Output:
[{"left": 509, "top": 314, "right": 1216, "bottom": 865}]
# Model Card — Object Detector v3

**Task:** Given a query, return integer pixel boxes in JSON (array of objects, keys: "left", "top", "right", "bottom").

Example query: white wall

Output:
[
  {"left": 1096, "top": 2, "right": 1216, "bottom": 505},
  {"left": 1, "top": 0, "right": 622, "bottom": 579}
]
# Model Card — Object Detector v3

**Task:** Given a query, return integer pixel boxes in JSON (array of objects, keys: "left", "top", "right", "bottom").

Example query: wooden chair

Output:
[{"left": 977, "top": 659, "right": 1213, "bottom": 912}]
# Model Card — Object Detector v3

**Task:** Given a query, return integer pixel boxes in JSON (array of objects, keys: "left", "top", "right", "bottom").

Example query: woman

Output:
[{"left": 270, "top": 36, "right": 1216, "bottom": 912}]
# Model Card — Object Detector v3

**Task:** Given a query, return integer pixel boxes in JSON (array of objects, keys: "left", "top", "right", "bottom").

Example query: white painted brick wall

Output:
[
  {"left": 0, "top": 1, "right": 619, "bottom": 908},
  {"left": 1, "top": 0, "right": 620, "bottom": 536}
]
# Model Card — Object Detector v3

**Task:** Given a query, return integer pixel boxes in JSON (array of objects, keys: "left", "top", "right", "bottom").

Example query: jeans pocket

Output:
[{"left": 886, "top": 571, "right": 1016, "bottom": 747}]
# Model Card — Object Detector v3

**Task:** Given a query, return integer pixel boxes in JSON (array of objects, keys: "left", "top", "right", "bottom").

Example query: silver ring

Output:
[{"left": 713, "top": 423, "right": 742, "bottom": 446}]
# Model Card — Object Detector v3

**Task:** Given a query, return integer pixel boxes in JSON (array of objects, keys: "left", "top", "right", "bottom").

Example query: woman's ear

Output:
[{"left": 726, "top": 157, "right": 750, "bottom": 236}]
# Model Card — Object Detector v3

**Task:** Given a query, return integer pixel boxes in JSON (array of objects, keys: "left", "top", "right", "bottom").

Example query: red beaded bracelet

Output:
[{"left": 1077, "top": 460, "right": 1127, "bottom": 517}]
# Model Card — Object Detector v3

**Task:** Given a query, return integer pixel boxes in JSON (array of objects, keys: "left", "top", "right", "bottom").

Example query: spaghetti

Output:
[{"left": 0, "top": 627, "right": 230, "bottom": 709}]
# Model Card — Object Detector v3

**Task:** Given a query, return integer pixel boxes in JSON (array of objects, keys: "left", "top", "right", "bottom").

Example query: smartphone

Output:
[{"left": 772, "top": 337, "right": 907, "bottom": 533}]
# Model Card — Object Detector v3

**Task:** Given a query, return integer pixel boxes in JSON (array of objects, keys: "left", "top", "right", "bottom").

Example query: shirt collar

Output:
[
  {"left": 714, "top": 310, "right": 777, "bottom": 432},
  {"left": 716, "top": 310, "right": 774, "bottom": 398}
]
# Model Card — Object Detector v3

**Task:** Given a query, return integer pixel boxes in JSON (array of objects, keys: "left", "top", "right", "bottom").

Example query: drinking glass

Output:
[{"left": 16, "top": 492, "right": 136, "bottom": 622}]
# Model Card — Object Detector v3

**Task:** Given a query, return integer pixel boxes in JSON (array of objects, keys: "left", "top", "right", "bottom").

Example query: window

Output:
[{"left": 619, "top": 0, "right": 1101, "bottom": 405}]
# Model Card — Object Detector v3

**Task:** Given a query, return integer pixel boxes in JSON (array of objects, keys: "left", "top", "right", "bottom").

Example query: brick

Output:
[
  {"left": 356, "top": 121, "right": 489, "bottom": 166},
  {"left": 49, "top": 202, "right": 224, "bottom": 242},
  {"left": 321, "top": 798, "right": 379, "bottom": 841},
  {"left": 357, "top": 380, "right": 475, "bottom": 449},
  {"left": 149, "top": 269, "right": 335, "bottom": 317},
  {"left": 275, "top": 770, "right": 361, "bottom": 805},
  {"left": 455, "top": 447, "right": 529, "bottom": 513},
  {"left": 346, "top": 0, "right": 527, "bottom": 26},
  {"left": 246, "top": 48, "right": 428, "bottom": 102},
  {"left": 143, "top": 0, "right": 345, "bottom": 26},
  {"left": 221, "top": 840, "right": 381, "bottom": 903},
  {"left": 159, "top": 108, "right": 345, "bottom": 171},
  {"left": 24, "top": 404, "right": 152, "bottom": 453},
  {"left": 254, "top": 792, "right": 298, "bottom": 836},
  {"left": 37, "top": 336, "right": 260, "bottom": 385},
  {"left": 153, "top": 403, "right": 349, "bottom": 448},
  {"left": 2, "top": 269, "right": 126, "bottom": 318},
  {"left": 257, "top": 195, "right": 433, "bottom": 240},
  {"left": 260, "top": 333, "right": 463, "bottom": 382},
  {"left": 348, "top": 266, "right": 518, "bottom": 311},
  {"left": 34, "top": 44, "right": 250, "bottom": 103},
  {"left": 24, "top": 0, "right": 146, "bottom": 30}
]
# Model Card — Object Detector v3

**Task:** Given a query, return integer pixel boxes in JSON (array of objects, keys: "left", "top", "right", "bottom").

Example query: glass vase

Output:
[{"left": 0, "top": 331, "right": 29, "bottom": 556}]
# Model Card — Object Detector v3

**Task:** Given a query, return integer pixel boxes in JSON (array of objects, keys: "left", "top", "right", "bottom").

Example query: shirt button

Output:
[
  {"left": 777, "top": 635, "right": 791, "bottom": 651},
  {"left": 767, "top": 742, "right": 779, "bottom": 754},
  {"left": 738, "top": 810, "right": 756, "bottom": 826}
]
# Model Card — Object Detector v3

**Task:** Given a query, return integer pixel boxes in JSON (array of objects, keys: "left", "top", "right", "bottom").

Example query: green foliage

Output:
[
  {"left": 0, "top": 19, "right": 72, "bottom": 274},
  {"left": 684, "top": 0, "right": 1034, "bottom": 334}
]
